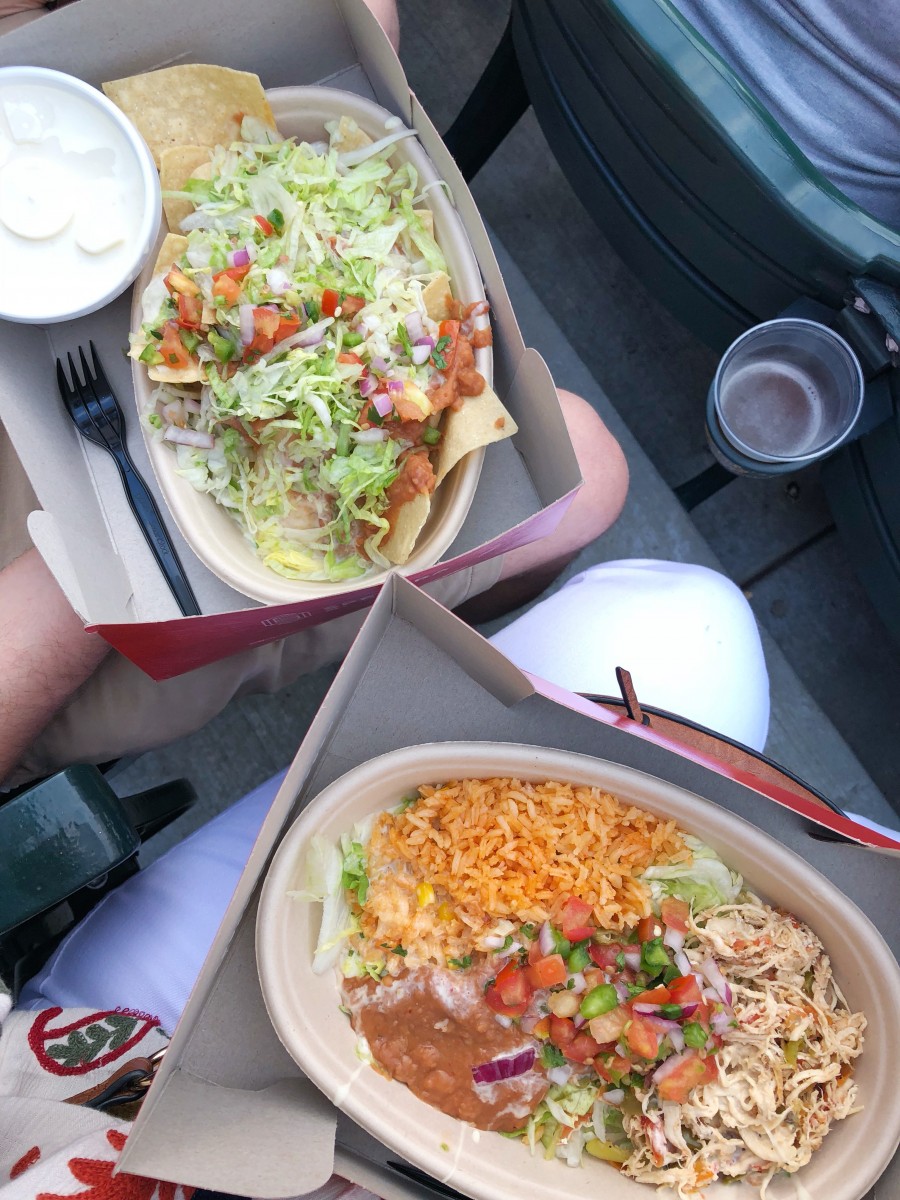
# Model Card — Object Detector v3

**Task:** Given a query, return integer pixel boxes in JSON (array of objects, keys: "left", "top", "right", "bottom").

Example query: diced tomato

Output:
[
  {"left": 495, "top": 961, "right": 533, "bottom": 1010},
  {"left": 526, "top": 954, "right": 568, "bottom": 989},
  {"left": 587, "top": 1006, "right": 629, "bottom": 1045},
  {"left": 637, "top": 916, "right": 665, "bottom": 943},
  {"left": 583, "top": 967, "right": 608, "bottom": 990},
  {"left": 532, "top": 1016, "right": 551, "bottom": 1039},
  {"left": 321, "top": 288, "right": 340, "bottom": 317},
  {"left": 527, "top": 938, "right": 544, "bottom": 966},
  {"left": 549, "top": 1015, "right": 577, "bottom": 1047},
  {"left": 668, "top": 974, "right": 703, "bottom": 1008},
  {"left": 176, "top": 293, "right": 203, "bottom": 329},
  {"left": 654, "top": 1051, "right": 719, "bottom": 1103},
  {"left": 273, "top": 314, "right": 301, "bottom": 343},
  {"left": 560, "top": 897, "right": 595, "bottom": 942},
  {"left": 660, "top": 897, "right": 691, "bottom": 933},
  {"left": 212, "top": 274, "right": 242, "bottom": 305},
  {"left": 589, "top": 943, "right": 626, "bottom": 971},
  {"left": 215, "top": 263, "right": 252, "bottom": 283},
  {"left": 337, "top": 351, "right": 364, "bottom": 366},
  {"left": 625, "top": 1015, "right": 660, "bottom": 1060},
  {"left": 243, "top": 332, "right": 275, "bottom": 362},
  {"left": 484, "top": 987, "right": 525, "bottom": 1019},
  {"left": 594, "top": 1053, "right": 634, "bottom": 1085},
  {"left": 159, "top": 321, "right": 191, "bottom": 369},
  {"left": 629, "top": 985, "right": 671, "bottom": 1007},
  {"left": 252, "top": 307, "right": 281, "bottom": 338},
  {"left": 565, "top": 1033, "right": 602, "bottom": 1064},
  {"left": 254, "top": 214, "right": 275, "bottom": 237},
  {"left": 340, "top": 294, "right": 366, "bottom": 316}
]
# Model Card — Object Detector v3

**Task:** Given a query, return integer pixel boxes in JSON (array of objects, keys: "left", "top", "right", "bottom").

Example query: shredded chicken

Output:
[{"left": 621, "top": 896, "right": 865, "bottom": 1196}]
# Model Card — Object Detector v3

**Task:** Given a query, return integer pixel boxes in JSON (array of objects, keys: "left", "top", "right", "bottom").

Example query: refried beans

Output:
[{"left": 343, "top": 966, "right": 548, "bottom": 1131}]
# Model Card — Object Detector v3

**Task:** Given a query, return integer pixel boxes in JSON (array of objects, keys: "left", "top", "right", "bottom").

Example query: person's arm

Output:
[{"left": 0, "top": 549, "right": 109, "bottom": 783}]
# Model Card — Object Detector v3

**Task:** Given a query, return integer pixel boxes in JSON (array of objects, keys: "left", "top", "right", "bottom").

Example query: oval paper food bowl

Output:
[
  {"left": 256, "top": 742, "right": 900, "bottom": 1200},
  {"left": 130, "top": 87, "right": 491, "bottom": 605}
]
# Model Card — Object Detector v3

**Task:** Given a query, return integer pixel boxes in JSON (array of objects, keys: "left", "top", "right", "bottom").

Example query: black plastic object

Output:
[
  {"left": 0, "top": 765, "right": 197, "bottom": 997},
  {"left": 56, "top": 342, "right": 201, "bottom": 616}
]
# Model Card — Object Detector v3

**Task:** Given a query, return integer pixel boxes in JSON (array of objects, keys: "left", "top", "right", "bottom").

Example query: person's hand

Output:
[{"left": 0, "top": 0, "right": 46, "bottom": 15}]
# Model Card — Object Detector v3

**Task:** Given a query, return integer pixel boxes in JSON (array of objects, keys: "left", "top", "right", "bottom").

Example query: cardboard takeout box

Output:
[
  {"left": 0, "top": 0, "right": 581, "bottom": 681},
  {"left": 113, "top": 575, "right": 899, "bottom": 1200}
]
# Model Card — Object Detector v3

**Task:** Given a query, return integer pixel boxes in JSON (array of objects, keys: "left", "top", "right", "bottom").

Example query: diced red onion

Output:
[
  {"left": 358, "top": 374, "right": 377, "bottom": 399},
  {"left": 547, "top": 1065, "right": 572, "bottom": 1087},
  {"left": 663, "top": 926, "right": 685, "bottom": 954},
  {"left": 634, "top": 1003, "right": 663, "bottom": 1016},
  {"left": 161, "top": 400, "right": 184, "bottom": 427},
  {"left": 371, "top": 391, "right": 393, "bottom": 418},
  {"left": 404, "top": 310, "right": 424, "bottom": 342},
  {"left": 386, "top": 379, "right": 404, "bottom": 396},
  {"left": 414, "top": 335, "right": 436, "bottom": 350},
  {"left": 494, "top": 1014, "right": 512, "bottom": 1029},
  {"left": 614, "top": 981, "right": 630, "bottom": 1004},
  {"left": 600, "top": 1089, "right": 624, "bottom": 1106},
  {"left": 569, "top": 972, "right": 587, "bottom": 995},
  {"left": 483, "top": 934, "right": 506, "bottom": 950},
  {"left": 273, "top": 317, "right": 334, "bottom": 354},
  {"left": 711, "top": 1009, "right": 734, "bottom": 1036},
  {"left": 410, "top": 344, "right": 431, "bottom": 366},
  {"left": 622, "top": 946, "right": 642, "bottom": 971},
  {"left": 243, "top": 239, "right": 258, "bottom": 263},
  {"left": 573, "top": 1014, "right": 586, "bottom": 1029},
  {"left": 371, "top": 356, "right": 389, "bottom": 374},
  {"left": 352, "top": 428, "right": 387, "bottom": 444},
  {"left": 679, "top": 1001, "right": 699, "bottom": 1019},
  {"left": 229, "top": 247, "right": 251, "bottom": 269},
  {"left": 266, "top": 267, "right": 292, "bottom": 294},
  {"left": 667, "top": 1026, "right": 685, "bottom": 1053},
  {"left": 239, "top": 304, "right": 255, "bottom": 346},
  {"left": 183, "top": 397, "right": 202, "bottom": 414},
  {"left": 674, "top": 950, "right": 693, "bottom": 977},
  {"left": 698, "top": 958, "right": 733, "bottom": 1006},
  {"left": 538, "top": 921, "right": 555, "bottom": 957},
  {"left": 431, "top": 371, "right": 445, "bottom": 387},
  {"left": 472, "top": 1046, "right": 534, "bottom": 1086},
  {"left": 646, "top": 1016, "right": 681, "bottom": 1035},
  {"left": 615, "top": 1042, "right": 628, "bottom": 1058},
  {"left": 163, "top": 427, "right": 215, "bottom": 449}
]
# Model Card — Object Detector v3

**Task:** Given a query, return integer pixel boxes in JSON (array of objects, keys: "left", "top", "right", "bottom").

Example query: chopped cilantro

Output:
[
  {"left": 305, "top": 298, "right": 320, "bottom": 323},
  {"left": 448, "top": 955, "right": 472, "bottom": 970},
  {"left": 391, "top": 945, "right": 407, "bottom": 957},
  {"left": 521, "top": 924, "right": 537, "bottom": 941},
  {"left": 501, "top": 934, "right": 514, "bottom": 950},
  {"left": 615, "top": 951, "right": 626, "bottom": 971},
  {"left": 430, "top": 333, "right": 452, "bottom": 370},
  {"left": 540, "top": 1043, "right": 567, "bottom": 1069}
]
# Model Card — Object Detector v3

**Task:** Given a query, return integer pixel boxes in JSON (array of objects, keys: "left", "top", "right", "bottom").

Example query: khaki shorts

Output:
[{"left": 1, "top": 423, "right": 502, "bottom": 784}]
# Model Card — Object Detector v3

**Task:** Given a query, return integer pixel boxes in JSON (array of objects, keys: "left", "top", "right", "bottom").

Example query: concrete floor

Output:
[{"left": 122, "top": 0, "right": 900, "bottom": 863}]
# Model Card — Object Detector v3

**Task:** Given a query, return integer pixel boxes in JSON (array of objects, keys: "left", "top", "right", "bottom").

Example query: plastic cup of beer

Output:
[{"left": 711, "top": 318, "right": 864, "bottom": 465}]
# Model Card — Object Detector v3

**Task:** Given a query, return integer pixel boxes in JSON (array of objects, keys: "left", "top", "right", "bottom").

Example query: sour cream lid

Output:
[{"left": 0, "top": 67, "right": 160, "bottom": 324}]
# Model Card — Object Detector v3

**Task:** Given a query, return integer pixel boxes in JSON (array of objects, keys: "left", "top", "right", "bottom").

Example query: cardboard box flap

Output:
[
  {"left": 123, "top": 576, "right": 900, "bottom": 1196},
  {"left": 120, "top": 1071, "right": 335, "bottom": 1196}
]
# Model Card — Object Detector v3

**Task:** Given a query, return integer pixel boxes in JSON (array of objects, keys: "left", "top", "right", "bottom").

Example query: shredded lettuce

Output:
[{"left": 642, "top": 835, "right": 743, "bottom": 913}]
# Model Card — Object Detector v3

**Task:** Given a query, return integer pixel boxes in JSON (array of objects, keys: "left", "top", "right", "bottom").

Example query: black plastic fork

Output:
[{"left": 56, "top": 343, "right": 201, "bottom": 617}]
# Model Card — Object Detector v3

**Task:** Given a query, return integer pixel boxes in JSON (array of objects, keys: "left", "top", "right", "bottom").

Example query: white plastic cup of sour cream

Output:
[{"left": 0, "top": 66, "right": 161, "bottom": 324}]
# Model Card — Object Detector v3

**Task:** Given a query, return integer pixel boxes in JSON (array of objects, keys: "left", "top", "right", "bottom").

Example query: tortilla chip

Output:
[
  {"left": 381, "top": 492, "right": 431, "bottom": 566},
  {"left": 102, "top": 64, "right": 275, "bottom": 165},
  {"left": 436, "top": 384, "right": 518, "bottom": 485},
  {"left": 160, "top": 146, "right": 212, "bottom": 232},
  {"left": 152, "top": 232, "right": 189, "bottom": 280},
  {"left": 422, "top": 271, "right": 451, "bottom": 321},
  {"left": 332, "top": 115, "right": 373, "bottom": 152}
]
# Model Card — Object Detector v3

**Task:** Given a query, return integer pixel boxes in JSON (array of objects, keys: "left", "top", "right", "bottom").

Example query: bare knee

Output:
[
  {"left": 499, "top": 389, "right": 629, "bottom": 580},
  {"left": 361, "top": 0, "right": 400, "bottom": 50}
]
